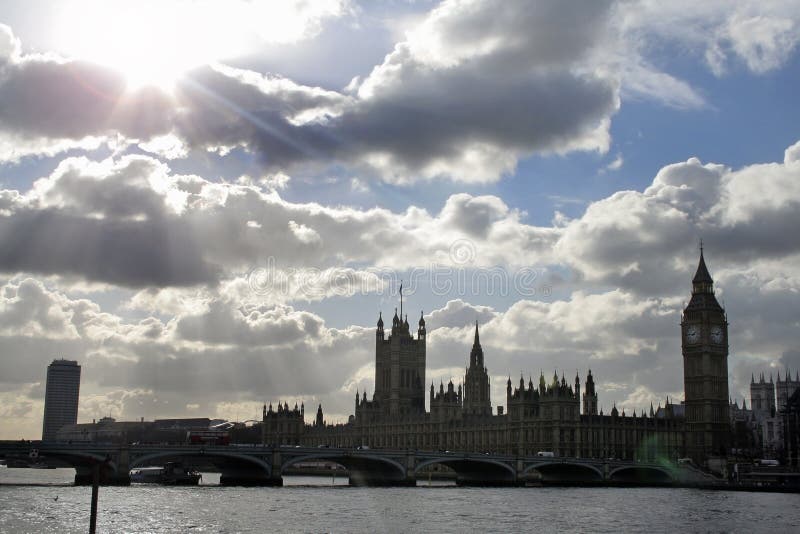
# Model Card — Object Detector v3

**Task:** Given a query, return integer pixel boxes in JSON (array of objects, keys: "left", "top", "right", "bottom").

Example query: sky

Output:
[{"left": 1, "top": 0, "right": 799, "bottom": 439}]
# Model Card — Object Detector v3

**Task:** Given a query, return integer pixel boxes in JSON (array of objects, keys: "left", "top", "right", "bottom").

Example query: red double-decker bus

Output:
[{"left": 186, "top": 430, "right": 230, "bottom": 445}]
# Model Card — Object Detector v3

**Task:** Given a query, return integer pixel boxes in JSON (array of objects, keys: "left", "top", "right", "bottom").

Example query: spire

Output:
[
  {"left": 377, "top": 311, "right": 383, "bottom": 328},
  {"left": 469, "top": 321, "right": 484, "bottom": 368},
  {"left": 692, "top": 243, "right": 714, "bottom": 293},
  {"left": 419, "top": 310, "right": 425, "bottom": 327}
]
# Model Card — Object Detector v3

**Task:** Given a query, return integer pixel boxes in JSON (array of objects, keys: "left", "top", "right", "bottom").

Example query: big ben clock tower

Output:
[{"left": 682, "top": 245, "right": 730, "bottom": 463}]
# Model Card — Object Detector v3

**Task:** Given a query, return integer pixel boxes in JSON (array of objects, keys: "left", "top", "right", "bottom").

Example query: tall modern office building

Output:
[{"left": 42, "top": 359, "right": 81, "bottom": 441}]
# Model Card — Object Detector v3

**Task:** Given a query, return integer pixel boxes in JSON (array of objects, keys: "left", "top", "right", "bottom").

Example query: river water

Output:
[{"left": 1, "top": 467, "right": 798, "bottom": 533}]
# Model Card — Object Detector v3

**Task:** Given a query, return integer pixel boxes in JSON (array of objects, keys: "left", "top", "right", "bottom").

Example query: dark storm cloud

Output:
[
  {"left": 0, "top": 2, "right": 619, "bottom": 181},
  {"left": 0, "top": 208, "right": 217, "bottom": 287},
  {"left": 0, "top": 55, "right": 173, "bottom": 141}
]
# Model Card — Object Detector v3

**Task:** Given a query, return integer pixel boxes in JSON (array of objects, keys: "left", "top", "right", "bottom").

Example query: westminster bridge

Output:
[{"left": 0, "top": 441, "right": 707, "bottom": 487}]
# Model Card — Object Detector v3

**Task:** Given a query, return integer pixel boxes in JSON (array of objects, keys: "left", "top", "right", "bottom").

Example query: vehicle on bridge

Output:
[{"left": 536, "top": 451, "right": 555, "bottom": 457}]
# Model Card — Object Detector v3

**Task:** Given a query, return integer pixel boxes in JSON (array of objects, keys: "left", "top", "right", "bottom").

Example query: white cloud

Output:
[{"left": 620, "top": 0, "right": 800, "bottom": 77}]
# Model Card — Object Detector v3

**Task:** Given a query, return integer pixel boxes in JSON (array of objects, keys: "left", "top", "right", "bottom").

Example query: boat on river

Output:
[{"left": 130, "top": 462, "right": 201, "bottom": 485}]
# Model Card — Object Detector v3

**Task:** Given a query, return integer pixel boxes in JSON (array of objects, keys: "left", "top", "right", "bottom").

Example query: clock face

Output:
[
  {"left": 685, "top": 325, "right": 700, "bottom": 343},
  {"left": 710, "top": 326, "right": 723, "bottom": 344}
]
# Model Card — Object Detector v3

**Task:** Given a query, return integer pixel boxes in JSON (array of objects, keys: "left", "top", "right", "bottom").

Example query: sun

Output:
[{"left": 52, "top": 1, "right": 249, "bottom": 90}]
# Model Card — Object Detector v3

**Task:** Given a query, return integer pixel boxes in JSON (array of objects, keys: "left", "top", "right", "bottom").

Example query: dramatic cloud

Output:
[
  {"left": 2, "top": 2, "right": 799, "bottom": 180},
  {"left": 0, "top": 277, "right": 376, "bottom": 436},
  {"left": 2, "top": 139, "right": 800, "bottom": 295},
  {"left": 0, "top": 2, "right": 620, "bottom": 182},
  {"left": 558, "top": 145, "right": 800, "bottom": 294},
  {"left": 1, "top": 1, "right": 799, "bottom": 439},
  {"left": 0, "top": 154, "right": 558, "bottom": 287}
]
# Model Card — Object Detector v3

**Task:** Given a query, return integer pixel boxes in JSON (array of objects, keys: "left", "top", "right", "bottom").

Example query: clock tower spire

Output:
[{"left": 682, "top": 244, "right": 729, "bottom": 464}]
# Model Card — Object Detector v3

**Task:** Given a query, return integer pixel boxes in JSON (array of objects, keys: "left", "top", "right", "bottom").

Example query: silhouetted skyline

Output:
[{"left": 0, "top": 1, "right": 799, "bottom": 440}]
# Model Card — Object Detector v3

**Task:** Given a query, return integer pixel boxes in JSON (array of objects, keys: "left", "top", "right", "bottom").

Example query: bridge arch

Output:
[
  {"left": 522, "top": 461, "right": 604, "bottom": 483},
  {"left": 415, "top": 456, "right": 517, "bottom": 486},
  {"left": 281, "top": 452, "right": 404, "bottom": 475},
  {"left": 281, "top": 452, "right": 407, "bottom": 486},
  {"left": 608, "top": 465, "right": 674, "bottom": 484},
  {"left": 31, "top": 450, "right": 121, "bottom": 474},
  {"left": 131, "top": 450, "right": 273, "bottom": 476}
]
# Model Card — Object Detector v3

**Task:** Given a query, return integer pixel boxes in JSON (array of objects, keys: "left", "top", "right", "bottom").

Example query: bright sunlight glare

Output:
[{"left": 50, "top": 0, "right": 341, "bottom": 90}]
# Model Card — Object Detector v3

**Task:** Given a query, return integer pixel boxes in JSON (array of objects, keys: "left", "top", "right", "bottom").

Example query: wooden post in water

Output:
[{"left": 89, "top": 462, "right": 99, "bottom": 534}]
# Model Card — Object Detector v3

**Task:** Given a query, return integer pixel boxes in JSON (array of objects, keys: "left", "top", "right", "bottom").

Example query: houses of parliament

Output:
[{"left": 262, "top": 249, "right": 732, "bottom": 464}]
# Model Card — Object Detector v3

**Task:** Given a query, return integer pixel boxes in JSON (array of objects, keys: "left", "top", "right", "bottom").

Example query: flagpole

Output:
[{"left": 400, "top": 280, "right": 403, "bottom": 321}]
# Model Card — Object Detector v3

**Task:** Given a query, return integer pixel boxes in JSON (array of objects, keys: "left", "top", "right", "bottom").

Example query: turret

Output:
[
  {"left": 418, "top": 311, "right": 426, "bottom": 339},
  {"left": 377, "top": 312, "right": 384, "bottom": 340},
  {"left": 583, "top": 369, "right": 598, "bottom": 415},
  {"left": 315, "top": 404, "right": 324, "bottom": 426}
]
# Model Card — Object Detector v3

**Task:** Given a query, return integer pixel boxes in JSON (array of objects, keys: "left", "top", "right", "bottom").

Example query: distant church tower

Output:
[
  {"left": 463, "top": 322, "right": 492, "bottom": 417},
  {"left": 682, "top": 245, "right": 730, "bottom": 462},
  {"left": 373, "top": 289, "right": 426, "bottom": 417}
]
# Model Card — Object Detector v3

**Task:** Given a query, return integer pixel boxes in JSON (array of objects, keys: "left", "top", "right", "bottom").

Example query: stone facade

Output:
[
  {"left": 261, "top": 401, "right": 305, "bottom": 445},
  {"left": 681, "top": 247, "right": 730, "bottom": 462},
  {"left": 776, "top": 370, "right": 800, "bottom": 412},
  {"left": 263, "top": 250, "right": 742, "bottom": 464},
  {"left": 743, "top": 369, "right": 800, "bottom": 459}
]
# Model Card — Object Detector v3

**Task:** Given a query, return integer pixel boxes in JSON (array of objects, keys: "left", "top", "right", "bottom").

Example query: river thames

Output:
[{"left": 1, "top": 467, "right": 799, "bottom": 533}]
